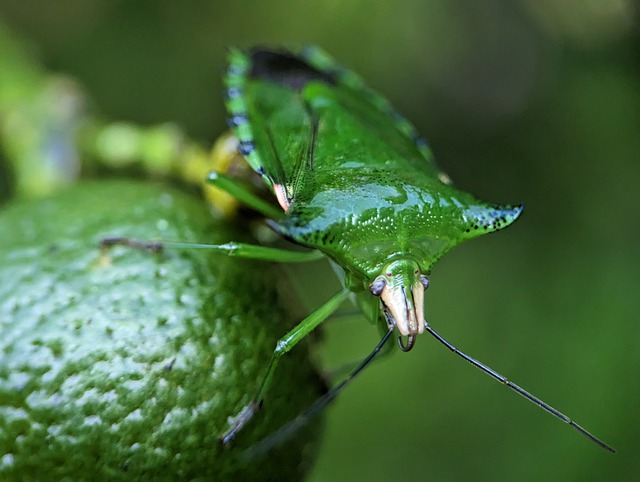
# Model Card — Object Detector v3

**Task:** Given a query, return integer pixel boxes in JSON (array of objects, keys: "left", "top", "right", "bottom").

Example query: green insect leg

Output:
[
  {"left": 242, "top": 313, "right": 396, "bottom": 456},
  {"left": 163, "top": 241, "right": 324, "bottom": 262},
  {"left": 207, "top": 171, "right": 284, "bottom": 220},
  {"left": 101, "top": 237, "right": 324, "bottom": 263},
  {"left": 221, "top": 289, "right": 351, "bottom": 444}
]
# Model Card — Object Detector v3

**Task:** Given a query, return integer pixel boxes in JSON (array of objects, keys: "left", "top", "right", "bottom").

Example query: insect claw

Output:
[
  {"left": 397, "top": 334, "right": 416, "bottom": 352},
  {"left": 219, "top": 402, "right": 259, "bottom": 446}
]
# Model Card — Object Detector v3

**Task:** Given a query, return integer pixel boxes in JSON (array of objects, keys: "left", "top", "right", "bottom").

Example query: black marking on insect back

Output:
[
  {"left": 227, "top": 113, "right": 249, "bottom": 128},
  {"left": 256, "top": 166, "right": 266, "bottom": 176},
  {"left": 226, "top": 87, "right": 242, "bottom": 99},
  {"left": 238, "top": 139, "right": 255, "bottom": 156},
  {"left": 414, "top": 135, "right": 429, "bottom": 149},
  {"left": 249, "top": 49, "right": 337, "bottom": 91},
  {"left": 465, "top": 204, "right": 524, "bottom": 234}
]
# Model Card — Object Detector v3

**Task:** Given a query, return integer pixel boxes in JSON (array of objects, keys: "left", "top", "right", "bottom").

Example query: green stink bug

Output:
[{"left": 119, "top": 46, "right": 614, "bottom": 452}]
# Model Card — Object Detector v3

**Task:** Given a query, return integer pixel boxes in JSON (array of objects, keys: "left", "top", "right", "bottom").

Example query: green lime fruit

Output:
[{"left": 0, "top": 180, "right": 325, "bottom": 481}]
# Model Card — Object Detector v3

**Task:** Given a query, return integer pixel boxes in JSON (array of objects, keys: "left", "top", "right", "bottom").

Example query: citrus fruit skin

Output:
[{"left": 0, "top": 180, "right": 324, "bottom": 481}]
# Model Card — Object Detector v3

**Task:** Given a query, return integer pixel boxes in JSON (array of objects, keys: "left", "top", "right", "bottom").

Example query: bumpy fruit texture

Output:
[{"left": 0, "top": 180, "right": 324, "bottom": 481}]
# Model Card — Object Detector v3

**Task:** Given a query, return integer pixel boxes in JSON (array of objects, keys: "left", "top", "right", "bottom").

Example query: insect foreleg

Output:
[
  {"left": 100, "top": 236, "right": 164, "bottom": 253},
  {"left": 207, "top": 171, "right": 284, "bottom": 220},
  {"left": 164, "top": 241, "right": 324, "bottom": 262},
  {"left": 242, "top": 316, "right": 396, "bottom": 458},
  {"left": 220, "top": 289, "right": 351, "bottom": 445},
  {"left": 424, "top": 323, "right": 616, "bottom": 453},
  {"left": 101, "top": 237, "right": 323, "bottom": 263}
]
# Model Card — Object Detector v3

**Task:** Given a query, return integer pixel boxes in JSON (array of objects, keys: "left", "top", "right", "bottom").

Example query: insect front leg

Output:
[
  {"left": 100, "top": 237, "right": 324, "bottom": 263},
  {"left": 100, "top": 236, "right": 164, "bottom": 254},
  {"left": 241, "top": 311, "right": 397, "bottom": 457},
  {"left": 220, "top": 289, "right": 351, "bottom": 445}
]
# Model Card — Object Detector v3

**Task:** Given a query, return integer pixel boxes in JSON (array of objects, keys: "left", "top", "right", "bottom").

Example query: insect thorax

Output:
[{"left": 279, "top": 179, "right": 513, "bottom": 284}]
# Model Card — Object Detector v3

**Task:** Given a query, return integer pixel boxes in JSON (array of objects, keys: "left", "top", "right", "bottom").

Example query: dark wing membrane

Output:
[{"left": 249, "top": 49, "right": 336, "bottom": 92}]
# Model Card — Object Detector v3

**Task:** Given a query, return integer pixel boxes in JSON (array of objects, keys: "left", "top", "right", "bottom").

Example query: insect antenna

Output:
[
  {"left": 424, "top": 322, "right": 616, "bottom": 453},
  {"left": 242, "top": 322, "right": 395, "bottom": 459}
]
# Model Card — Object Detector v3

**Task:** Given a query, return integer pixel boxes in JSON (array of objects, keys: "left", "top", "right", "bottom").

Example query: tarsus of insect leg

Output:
[
  {"left": 241, "top": 317, "right": 396, "bottom": 459},
  {"left": 424, "top": 321, "right": 616, "bottom": 453},
  {"left": 220, "top": 289, "right": 351, "bottom": 445}
]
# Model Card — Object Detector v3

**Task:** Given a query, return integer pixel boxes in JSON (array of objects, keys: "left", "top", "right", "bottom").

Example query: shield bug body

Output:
[{"left": 198, "top": 47, "right": 613, "bottom": 452}]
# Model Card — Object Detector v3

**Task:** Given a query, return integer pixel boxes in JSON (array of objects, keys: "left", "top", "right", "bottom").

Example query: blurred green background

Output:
[{"left": 1, "top": 1, "right": 638, "bottom": 480}]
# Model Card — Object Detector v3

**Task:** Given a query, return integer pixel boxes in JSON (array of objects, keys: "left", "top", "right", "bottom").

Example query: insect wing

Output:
[
  {"left": 225, "top": 47, "right": 523, "bottom": 274},
  {"left": 225, "top": 47, "right": 450, "bottom": 210},
  {"left": 225, "top": 48, "right": 323, "bottom": 211},
  {"left": 299, "top": 45, "right": 445, "bottom": 182}
]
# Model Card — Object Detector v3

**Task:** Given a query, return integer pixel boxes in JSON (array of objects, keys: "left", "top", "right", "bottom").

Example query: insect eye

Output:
[
  {"left": 369, "top": 277, "right": 386, "bottom": 297},
  {"left": 419, "top": 275, "right": 430, "bottom": 291}
]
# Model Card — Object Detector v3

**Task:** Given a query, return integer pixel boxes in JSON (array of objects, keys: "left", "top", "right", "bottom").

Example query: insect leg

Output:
[
  {"left": 207, "top": 171, "right": 284, "bottom": 220},
  {"left": 325, "top": 313, "right": 396, "bottom": 379},
  {"left": 242, "top": 315, "right": 396, "bottom": 458},
  {"left": 424, "top": 323, "right": 616, "bottom": 453},
  {"left": 221, "top": 289, "right": 351, "bottom": 445},
  {"left": 101, "top": 237, "right": 323, "bottom": 263}
]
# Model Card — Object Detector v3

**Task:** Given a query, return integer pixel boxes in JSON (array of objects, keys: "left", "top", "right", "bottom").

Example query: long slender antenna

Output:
[
  {"left": 424, "top": 323, "right": 615, "bottom": 453},
  {"left": 242, "top": 323, "right": 395, "bottom": 459}
]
